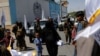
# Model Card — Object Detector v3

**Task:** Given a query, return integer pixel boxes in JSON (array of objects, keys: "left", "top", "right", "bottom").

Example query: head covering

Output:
[{"left": 75, "top": 11, "right": 84, "bottom": 17}]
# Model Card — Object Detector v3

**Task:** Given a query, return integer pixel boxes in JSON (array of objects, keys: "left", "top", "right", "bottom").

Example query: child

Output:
[{"left": 34, "top": 32, "right": 42, "bottom": 56}]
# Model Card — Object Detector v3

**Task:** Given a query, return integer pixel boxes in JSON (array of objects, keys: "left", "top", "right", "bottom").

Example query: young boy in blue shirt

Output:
[{"left": 34, "top": 32, "right": 42, "bottom": 56}]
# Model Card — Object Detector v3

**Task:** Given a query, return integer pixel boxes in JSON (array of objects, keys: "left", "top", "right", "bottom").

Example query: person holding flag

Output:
[
  {"left": 72, "top": 11, "right": 88, "bottom": 56},
  {"left": 16, "top": 22, "right": 27, "bottom": 51},
  {"left": 74, "top": 0, "right": 100, "bottom": 56}
]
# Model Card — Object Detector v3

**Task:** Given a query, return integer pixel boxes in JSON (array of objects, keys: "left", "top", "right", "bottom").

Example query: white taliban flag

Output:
[
  {"left": 85, "top": 0, "right": 100, "bottom": 24},
  {"left": 1, "top": 8, "right": 6, "bottom": 28},
  {"left": 85, "top": 0, "right": 100, "bottom": 45},
  {"left": 57, "top": 14, "right": 61, "bottom": 24},
  {"left": 24, "top": 15, "right": 30, "bottom": 34},
  {"left": 24, "top": 15, "right": 28, "bottom": 30},
  {"left": 74, "top": 22, "right": 100, "bottom": 40},
  {"left": 75, "top": 0, "right": 100, "bottom": 45},
  {"left": 42, "top": 9, "right": 46, "bottom": 20}
]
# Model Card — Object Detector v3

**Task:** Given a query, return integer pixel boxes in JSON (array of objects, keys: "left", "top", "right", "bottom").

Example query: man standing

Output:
[
  {"left": 64, "top": 18, "right": 72, "bottom": 44},
  {"left": 16, "top": 22, "right": 27, "bottom": 51},
  {"left": 75, "top": 11, "right": 88, "bottom": 32}
]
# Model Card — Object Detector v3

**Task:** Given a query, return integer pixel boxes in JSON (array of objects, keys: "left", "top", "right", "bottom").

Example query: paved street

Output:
[{"left": 13, "top": 29, "right": 74, "bottom": 56}]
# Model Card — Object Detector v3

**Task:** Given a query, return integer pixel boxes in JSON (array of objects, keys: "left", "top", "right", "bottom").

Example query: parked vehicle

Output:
[
  {"left": 29, "top": 19, "right": 48, "bottom": 31},
  {"left": 58, "top": 19, "right": 66, "bottom": 31}
]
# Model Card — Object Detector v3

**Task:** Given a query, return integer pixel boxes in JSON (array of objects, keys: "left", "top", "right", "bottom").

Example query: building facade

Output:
[
  {"left": 9, "top": 0, "right": 50, "bottom": 24},
  {"left": 0, "top": 0, "right": 67, "bottom": 24}
]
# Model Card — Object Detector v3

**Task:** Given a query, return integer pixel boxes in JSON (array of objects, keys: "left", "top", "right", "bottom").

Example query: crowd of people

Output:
[
  {"left": 0, "top": 17, "right": 61, "bottom": 56},
  {"left": 63, "top": 11, "right": 100, "bottom": 56},
  {"left": 0, "top": 11, "right": 100, "bottom": 56}
]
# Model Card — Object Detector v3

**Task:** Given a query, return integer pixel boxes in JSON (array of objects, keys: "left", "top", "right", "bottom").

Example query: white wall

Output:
[
  {"left": 15, "top": 0, "right": 50, "bottom": 23},
  {"left": 0, "top": 0, "right": 11, "bottom": 25}
]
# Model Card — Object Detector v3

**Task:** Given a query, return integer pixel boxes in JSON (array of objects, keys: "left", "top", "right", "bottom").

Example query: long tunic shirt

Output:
[{"left": 34, "top": 38, "right": 42, "bottom": 52}]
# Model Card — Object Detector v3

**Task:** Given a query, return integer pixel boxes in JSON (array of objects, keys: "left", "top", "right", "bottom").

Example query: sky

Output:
[{"left": 67, "top": 0, "right": 85, "bottom": 13}]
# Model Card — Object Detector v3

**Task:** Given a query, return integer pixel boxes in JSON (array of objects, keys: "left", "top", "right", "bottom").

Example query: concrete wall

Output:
[
  {"left": 15, "top": 0, "right": 50, "bottom": 23},
  {"left": 0, "top": 0, "right": 11, "bottom": 25},
  {"left": 0, "top": 0, "right": 8, "bottom": 3}
]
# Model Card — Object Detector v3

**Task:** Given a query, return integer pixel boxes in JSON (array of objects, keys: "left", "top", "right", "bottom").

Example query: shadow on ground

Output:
[
  {"left": 14, "top": 47, "right": 35, "bottom": 51},
  {"left": 24, "top": 47, "right": 35, "bottom": 51}
]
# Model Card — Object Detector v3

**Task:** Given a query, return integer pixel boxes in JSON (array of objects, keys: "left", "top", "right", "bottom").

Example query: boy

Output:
[{"left": 34, "top": 32, "right": 42, "bottom": 56}]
